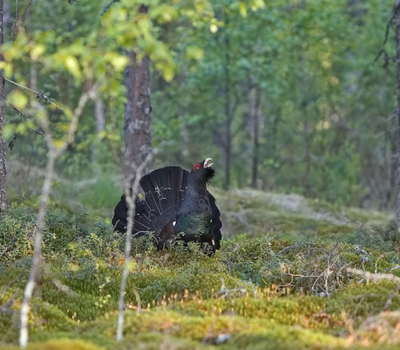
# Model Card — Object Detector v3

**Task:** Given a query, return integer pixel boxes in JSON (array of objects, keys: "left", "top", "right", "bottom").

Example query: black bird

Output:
[{"left": 112, "top": 158, "right": 222, "bottom": 254}]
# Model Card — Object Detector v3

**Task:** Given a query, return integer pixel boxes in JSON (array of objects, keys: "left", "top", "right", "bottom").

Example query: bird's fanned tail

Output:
[
  {"left": 112, "top": 166, "right": 188, "bottom": 236},
  {"left": 112, "top": 165, "right": 222, "bottom": 250}
]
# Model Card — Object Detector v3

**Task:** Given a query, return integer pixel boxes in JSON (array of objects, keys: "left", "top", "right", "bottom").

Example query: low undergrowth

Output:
[{"left": 0, "top": 201, "right": 399, "bottom": 350}]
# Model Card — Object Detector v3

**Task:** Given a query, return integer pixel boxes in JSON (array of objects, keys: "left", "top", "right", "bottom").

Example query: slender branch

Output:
[
  {"left": 4, "top": 78, "right": 64, "bottom": 111},
  {"left": 347, "top": 267, "right": 400, "bottom": 284},
  {"left": 101, "top": 0, "right": 120, "bottom": 15},
  {"left": 374, "top": 1, "right": 400, "bottom": 65},
  {"left": 19, "top": 153, "right": 56, "bottom": 348},
  {"left": 21, "top": 0, "right": 33, "bottom": 26},
  {"left": 19, "top": 82, "right": 100, "bottom": 349},
  {"left": 116, "top": 151, "right": 153, "bottom": 342},
  {"left": 7, "top": 132, "right": 18, "bottom": 150},
  {"left": 9, "top": 104, "right": 44, "bottom": 137},
  {"left": 56, "top": 82, "right": 101, "bottom": 156}
]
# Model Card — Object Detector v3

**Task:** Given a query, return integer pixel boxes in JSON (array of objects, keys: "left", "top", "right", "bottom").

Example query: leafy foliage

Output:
[{"left": 1, "top": 0, "right": 397, "bottom": 209}]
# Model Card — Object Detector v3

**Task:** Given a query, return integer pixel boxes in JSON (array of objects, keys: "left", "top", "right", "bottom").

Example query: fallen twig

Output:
[{"left": 347, "top": 268, "right": 400, "bottom": 284}]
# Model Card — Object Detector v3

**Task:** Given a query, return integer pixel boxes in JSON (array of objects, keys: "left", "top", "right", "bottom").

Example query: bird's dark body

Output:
[{"left": 112, "top": 162, "right": 222, "bottom": 253}]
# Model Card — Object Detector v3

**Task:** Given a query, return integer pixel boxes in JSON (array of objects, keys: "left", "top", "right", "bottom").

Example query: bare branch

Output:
[
  {"left": 19, "top": 81, "right": 100, "bottom": 349},
  {"left": 347, "top": 267, "right": 400, "bottom": 284},
  {"left": 4, "top": 78, "right": 64, "bottom": 111},
  {"left": 7, "top": 132, "right": 18, "bottom": 150},
  {"left": 101, "top": 0, "right": 120, "bottom": 15},
  {"left": 116, "top": 150, "right": 153, "bottom": 342},
  {"left": 9, "top": 104, "right": 44, "bottom": 137},
  {"left": 373, "top": 1, "right": 400, "bottom": 65},
  {"left": 55, "top": 82, "right": 101, "bottom": 156}
]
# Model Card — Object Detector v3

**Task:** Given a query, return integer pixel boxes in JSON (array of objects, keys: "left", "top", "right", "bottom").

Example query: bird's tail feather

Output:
[{"left": 112, "top": 166, "right": 189, "bottom": 236}]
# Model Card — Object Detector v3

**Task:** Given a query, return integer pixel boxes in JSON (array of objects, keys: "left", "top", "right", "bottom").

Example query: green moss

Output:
[
  {"left": 172, "top": 296, "right": 337, "bottom": 330},
  {"left": 326, "top": 282, "right": 400, "bottom": 323},
  {"left": 0, "top": 339, "right": 106, "bottom": 350},
  {"left": 1, "top": 197, "right": 399, "bottom": 349}
]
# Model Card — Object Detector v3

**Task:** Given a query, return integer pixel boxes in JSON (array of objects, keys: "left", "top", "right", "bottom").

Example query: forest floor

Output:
[{"left": 0, "top": 188, "right": 399, "bottom": 350}]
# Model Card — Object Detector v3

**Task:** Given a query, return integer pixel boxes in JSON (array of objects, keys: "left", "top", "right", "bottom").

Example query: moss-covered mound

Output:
[{"left": 0, "top": 190, "right": 399, "bottom": 350}]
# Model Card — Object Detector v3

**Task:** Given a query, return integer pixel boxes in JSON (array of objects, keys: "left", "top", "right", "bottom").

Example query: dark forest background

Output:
[{"left": 2, "top": 0, "right": 397, "bottom": 212}]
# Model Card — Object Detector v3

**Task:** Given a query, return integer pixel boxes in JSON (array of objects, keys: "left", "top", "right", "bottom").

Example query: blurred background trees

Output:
[{"left": 1, "top": 0, "right": 398, "bottom": 214}]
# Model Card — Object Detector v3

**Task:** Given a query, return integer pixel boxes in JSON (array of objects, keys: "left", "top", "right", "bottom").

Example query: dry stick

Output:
[
  {"left": 19, "top": 83, "right": 100, "bottom": 349},
  {"left": 116, "top": 152, "right": 153, "bottom": 342},
  {"left": 347, "top": 268, "right": 400, "bottom": 284}
]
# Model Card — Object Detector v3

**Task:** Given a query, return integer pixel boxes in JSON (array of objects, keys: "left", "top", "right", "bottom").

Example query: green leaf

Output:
[
  {"left": 53, "top": 139, "right": 66, "bottom": 149},
  {"left": 2, "top": 124, "right": 15, "bottom": 140},
  {"left": 239, "top": 2, "right": 247, "bottom": 18},
  {"left": 210, "top": 24, "right": 218, "bottom": 33},
  {"left": 250, "top": 0, "right": 265, "bottom": 11},
  {"left": 16, "top": 123, "right": 28, "bottom": 135},
  {"left": 64, "top": 55, "right": 81, "bottom": 79},
  {"left": 30, "top": 44, "right": 45, "bottom": 60},
  {"left": 126, "top": 260, "right": 137, "bottom": 270},
  {"left": 162, "top": 66, "right": 174, "bottom": 82},
  {"left": 186, "top": 46, "right": 204, "bottom": 60},
  {"left": 10, "top": 91, "right": 28, "bottom": 110},
  {"left": 111, "top": 55, "right": 129, "bottom": 71}
]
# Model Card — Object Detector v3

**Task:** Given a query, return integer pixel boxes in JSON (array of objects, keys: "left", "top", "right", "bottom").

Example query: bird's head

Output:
[{"left": 189, "top": 158, "right": 215, "bottom": 187}]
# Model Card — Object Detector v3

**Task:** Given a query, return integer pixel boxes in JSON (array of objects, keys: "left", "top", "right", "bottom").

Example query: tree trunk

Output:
[
  {"left": 223, "top": 32, "right": 232, "bottom": 190},
  {"left": 95, "top": 96, "right": 105, "bottom": 133},
  {"left": 303, "top": 110, "right": 312, "bottom": 197},
  {"left": 0, "top": 0, "right": 6, "bottom": 212},
  {"left": 223, "top": 76, "right": 232, "bottom": 190},
  {"left": 395, "top": 2, "right": 400, "bottom": 231},
  {"left": 91, "top": 96, "right": 105, "bottom": 164},
  {"left": 252, "top": 88, "right": 261, "bottom": 189},
  {"left": 124, "top": 50, "right": 152, "bottom": 185},
  {"left": 389, "top": 132, "right": 397, "bottom": 208}
]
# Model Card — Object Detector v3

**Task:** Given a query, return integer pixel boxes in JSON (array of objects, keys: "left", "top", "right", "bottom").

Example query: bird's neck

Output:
[{"left": 186, "top": 181, "right": 207, "bottom": 197}]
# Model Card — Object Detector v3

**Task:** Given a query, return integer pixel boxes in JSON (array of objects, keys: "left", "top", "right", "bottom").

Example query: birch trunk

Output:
[
  {"left": 0, "top": 0, "right": 6, "bottom": 212},
  {"left": 396, "top": 2, "right": 400, "bottom": 232}
]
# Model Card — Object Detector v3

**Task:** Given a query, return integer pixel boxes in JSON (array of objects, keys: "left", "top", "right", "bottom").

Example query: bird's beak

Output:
[{"left": 204, "top": 158, "right": 213, "bottom": 168}]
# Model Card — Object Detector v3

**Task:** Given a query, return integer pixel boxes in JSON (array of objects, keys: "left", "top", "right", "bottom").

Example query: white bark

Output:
[
  {"left": 396, "top": 3, "right": 400, "bottom": 232},
  {"left": 116, "top": 152, "right": 153, "bottom": 342},
  {"left": 0, "top": 0, "right": 7, "bottom": 212},
  {"left": 19, "top": 83, "right": 99, "bottom": 349},
  {"left": 95, "top": 96, "right": 105, "bottom": 133}
]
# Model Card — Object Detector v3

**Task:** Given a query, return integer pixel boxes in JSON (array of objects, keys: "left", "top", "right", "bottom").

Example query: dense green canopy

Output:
[{"left": 2, "top": 0, "right": 397, "bottom": 210}]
